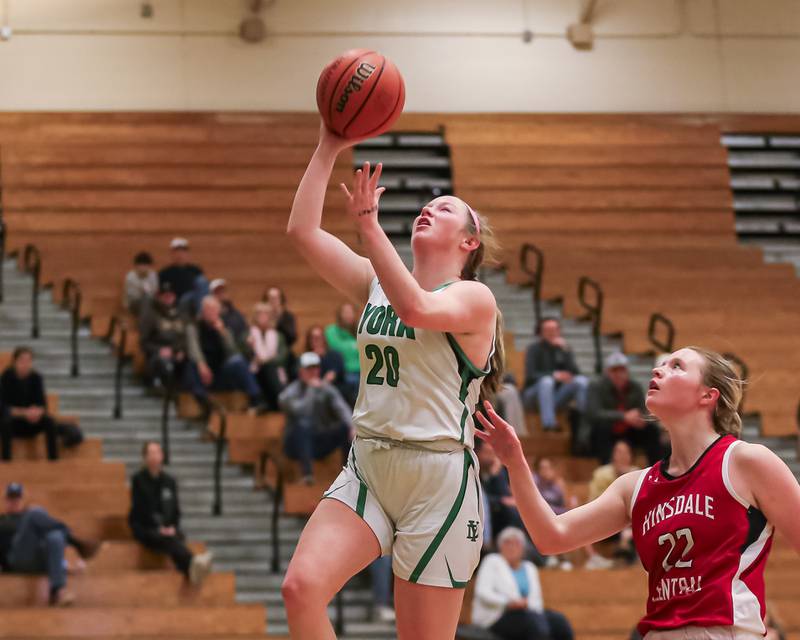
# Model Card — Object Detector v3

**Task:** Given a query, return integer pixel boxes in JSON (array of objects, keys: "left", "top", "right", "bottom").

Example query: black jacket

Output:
[
  {"left": 0, "top": 368, "right": 46, "bottom": 410},
  {"left": 584, "top": 375, "right": 646, "bottom": 429},
  {"left": 128, "top": 468, "right": 181, "bottom": 537},
  {"left": 523, "top": 339, "right": 581, "bottom": 388},
  {"left": 158, "top": 264, "right": 203, "bottom": 299}
]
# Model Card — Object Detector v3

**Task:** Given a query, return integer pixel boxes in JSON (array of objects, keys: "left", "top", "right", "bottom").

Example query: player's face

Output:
[
  {"left": 645, "top": 348, "right": 710, "bottom": 420},
  {"left": 411, "top": 196, "right": 472, "bottom": 249}
]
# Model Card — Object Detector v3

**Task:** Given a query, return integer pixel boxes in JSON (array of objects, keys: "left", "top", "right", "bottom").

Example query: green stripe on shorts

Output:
[
  {"left": 408, "top": 449, "right": 472, "bottom": 584},
  {"left": 355, "top": 481, "right": 368, "bottom": 518}
]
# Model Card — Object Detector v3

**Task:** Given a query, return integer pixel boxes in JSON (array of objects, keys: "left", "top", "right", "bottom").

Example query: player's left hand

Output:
[{"left": 340, "top": 161, "right": 386, "bottom": 227}]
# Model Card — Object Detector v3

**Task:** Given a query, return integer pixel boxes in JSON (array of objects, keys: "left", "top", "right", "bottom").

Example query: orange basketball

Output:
[{"left": 316, "top": 49, "right": 405, "bottom": 139}]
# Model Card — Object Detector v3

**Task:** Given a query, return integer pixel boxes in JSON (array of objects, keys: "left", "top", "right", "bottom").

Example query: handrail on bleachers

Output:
[
  {"left": 0, "top": 219, "right": 5, "bottom": 304},
  {"left": 61, "top": 278, "right": 82, "bottom": 377},
  {"left": 210, "top": 402, "right": 227, "bottom": 517},
  {"left": 520, "top": 243, "right": 545, "bottom": 329},
  {"left": 22, "top": 244, "right": 41, "bottom": 339},
  {"left": 577, "top": 276, "right": 604, "bottom": 374},
  {"left": 110, "top": 315, "right": 128, "bottom": 419},
  {"left": 648, "top": 312, "right": 676, "bottom": 354}
]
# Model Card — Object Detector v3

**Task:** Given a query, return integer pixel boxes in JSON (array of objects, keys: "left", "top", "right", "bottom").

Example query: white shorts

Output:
[
  {"left": 322, "top": 437, "right": 483, "bottom": 589},
  {"left": 645, "top": 627, "right": 762, "bottom": 640}
]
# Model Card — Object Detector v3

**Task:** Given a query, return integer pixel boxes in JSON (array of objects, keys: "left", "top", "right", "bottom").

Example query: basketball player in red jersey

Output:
[{"left": 476, "top": 347, "right": 800, "bottom": 639}]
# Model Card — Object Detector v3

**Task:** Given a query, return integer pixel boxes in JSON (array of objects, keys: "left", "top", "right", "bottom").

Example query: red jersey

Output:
[{"left": 631, "top": 435, "right": 773, "bottom": 637}]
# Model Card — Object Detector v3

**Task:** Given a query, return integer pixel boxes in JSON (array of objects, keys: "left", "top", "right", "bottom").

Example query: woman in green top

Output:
[{"left": 324, "top": 302, "right": 360, "bottom": 405}]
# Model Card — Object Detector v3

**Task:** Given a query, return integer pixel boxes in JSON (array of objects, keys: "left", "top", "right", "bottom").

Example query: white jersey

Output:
[{"left": 351, "top": 279, "right": 492, "bottom": 449}]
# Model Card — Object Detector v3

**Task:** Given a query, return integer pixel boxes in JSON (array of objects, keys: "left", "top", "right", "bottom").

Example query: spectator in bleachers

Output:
[
  {"left": 124, "top": 251, "right": 158, "bottom": 317},
  {"left": 587, "top": 440, "right": 638, "bottom": 565},
  {"left": 0, "top": 482, "right": 100, "bottom": 605},
  {"left": 472, "top": 527, "right": 574, "bottom": 640},
  {"left": 1, "top": 347, "right": 59, "bottom": 461},
  {"left": 477, "top": 439, "right": 544, "bottom": 565},
  {"left": 266, "top": 286, "right": 299, "bottom": 380},
  {"left": 138, "top": 282, "right": 188, "bottom": 388},
  {"left": 522, "top": 318, "right": 588, "bottom": 431},
  {"left": 324, "top": 303, "right": 360, "bottom": 406},
  {"left": 209, "top": 279, "right": 249, "bottom": 350},
  {"left": 184, "top": 296, "right": 266, "bottom": 413},
  {"left": 494, "top": 372, "right": 529, "bottom": 436},
  {"left": 248, "top": 302, "right": 289, "bottom": 411},
  {"left": 533, "top": 457, "right": 577, "bottom": 571},
  {"left": 305, "top": 325, "right": 348, "bottom": 404},
  {"left": 585, "top": 352, "right": 664, "bottom": 466},
  {"left": 158, "top": 237, "right": 207, "bottom": 317},
  {"left": 129, "top": 442, "right": 212, "bottom": 585},
  {"left": 278, "top": 352, "right": 352, "bottom": 484}
]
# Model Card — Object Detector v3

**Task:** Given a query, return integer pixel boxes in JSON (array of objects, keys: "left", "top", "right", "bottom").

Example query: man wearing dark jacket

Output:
[
  {"left": 138, "top": 282, "right": 188, "bottom": 386},
  {"left": 585, "top": 352, "right": 665, "bottom": 465},
  {"left": 0, "top": 347, "right": 59, "bottom": 460},
  {"left": 521, "top": 318, "right": 589, "bottom": 430},
  {"left": 0, "top": 483, "right": 100, "bottom": 605},
  {"left": 128, "top": 441, "right": 212, "bottom": 585}
]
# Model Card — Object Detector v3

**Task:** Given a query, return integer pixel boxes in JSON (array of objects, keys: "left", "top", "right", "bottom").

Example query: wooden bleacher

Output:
[{"left": 1, "top": 112, "right": 798, "bottom": 638}]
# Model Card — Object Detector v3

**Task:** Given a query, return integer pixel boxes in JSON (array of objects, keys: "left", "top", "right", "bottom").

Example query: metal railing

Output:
[
  {"left": 22, "top": 245, "right": 41, "bottom": 338},
  {"left": 0, "top": 219, "right": 5, "bottom": 304},
  {"left": 577, "top": 276, "right": 603, "bottom": 374},
  {"left": 647, "top": 313, "right": 676, "bottom": 354},
  {"left": 109, "top": 316, "right": 128, "bottom": 420},
  {"left": 61, "top": 279, "right": 82, "bottom": 377},
  {"left": 520, "top": 243, "right": 544, "bottom": 329},
  {"left": 722, "top": 351, "right": 749, "bottom": 410},
  {"left": 211, "top": 403, "right": 228, "bottom": 517},
  {"left": 160, "top": 369, "right": 176, "bottom": 466}
]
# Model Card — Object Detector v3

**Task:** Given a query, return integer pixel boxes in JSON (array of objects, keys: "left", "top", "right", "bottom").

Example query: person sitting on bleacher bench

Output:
[
  {"left": 128, "top": 442, "right": 213, "bottom": 585},
  {"left": 0, "top": 482, "right": 100, "bottom": 606},
  {"left": 158, "top": 237, "right": 207, "bottom": 317},
  {"left": 124, "top": 251, "right": 159, "bottom": 317},
  {"left": 1, "top": 347, "right": 60, "bottom": 461},
  {"left": 209, "top": 279, "right": 249, "bottom": 351},
  {"left": 184, "top": 296, "right": 266, "bottom": 414},
  {"left": 521, "top": 318, "right": 589, "bottom": 432},
  {"left": 585, "top": 352, "right": 665, "bottom": 466},
  {"left": 279, "top": 352, "right": 352, "bottom": 484},
  {"left": 472, "top": 527, "right": 574, "bottom": 640},
  {"left": 139, "top": 282, "right": 188, "bottom": 388}
]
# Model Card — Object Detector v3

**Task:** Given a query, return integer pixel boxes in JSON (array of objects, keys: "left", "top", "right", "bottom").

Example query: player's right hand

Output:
[{"left": 475, "top": 401, "right": 524, "bottom": 467}]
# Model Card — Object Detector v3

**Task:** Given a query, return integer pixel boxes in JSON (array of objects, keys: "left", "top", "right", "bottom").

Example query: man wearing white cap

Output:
[
  {"left": 158, "top": 238, "right": 206, "bottom": 312},
  {"left": 585, "top": 351, "right": 665, "bottom": 465},
  {"left": 278, "top": 352, "right": 352, "bottom": 484}
]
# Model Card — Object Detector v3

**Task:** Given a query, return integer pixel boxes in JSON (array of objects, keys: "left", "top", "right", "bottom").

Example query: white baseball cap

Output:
[
  {"left": 605, "top": 352, "right": 629, "bottom": 369},
  {"left": 209, "top": 278, "right": 227, "bottom": 292},
  {"left": 170, "top": 237, "right": 189, "bottom": 250},
  {"left": 299, "top": 352, "right": 321, "bottom": 368}
]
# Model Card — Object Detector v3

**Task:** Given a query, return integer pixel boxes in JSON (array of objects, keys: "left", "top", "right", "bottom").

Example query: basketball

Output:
[{"left": 316, "top": 49, "right": 405, "bottom": 139}]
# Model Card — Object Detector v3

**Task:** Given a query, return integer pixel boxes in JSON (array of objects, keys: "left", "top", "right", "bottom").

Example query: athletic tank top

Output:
[
  {"left": 351, "top": 279, "right": 492, "bottom": 448},
  {"left": 631, "top": 435, "right": 774, "bottom": 637}
]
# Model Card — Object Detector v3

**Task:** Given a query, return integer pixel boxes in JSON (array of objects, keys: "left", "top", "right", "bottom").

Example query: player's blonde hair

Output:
[
  {"left": 688, "top": 346, "right": 744, "bottom": 438},
  {"left": 461, "top": 205, "right": 505, "bottom": 404}
]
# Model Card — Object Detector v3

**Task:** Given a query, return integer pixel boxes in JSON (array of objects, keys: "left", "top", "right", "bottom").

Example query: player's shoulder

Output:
[
  {"left": 729, "top": 439, "right": 777, "bottom": 472},
  {"left": 440, "top": 280, "right": 496, "bottom": 305}
]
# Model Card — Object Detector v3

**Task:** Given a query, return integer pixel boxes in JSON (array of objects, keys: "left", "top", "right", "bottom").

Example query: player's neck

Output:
[
  {"left": 664, "top": 416, "right": 719, "bottom": 475},
  {"left": 411, "top": 253, "right": 461, "bottom": 291}
]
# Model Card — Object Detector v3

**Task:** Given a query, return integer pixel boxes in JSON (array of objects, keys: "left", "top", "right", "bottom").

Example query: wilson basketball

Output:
[{"left": 316, "top": 49, "right": 405, "bottom": 139}]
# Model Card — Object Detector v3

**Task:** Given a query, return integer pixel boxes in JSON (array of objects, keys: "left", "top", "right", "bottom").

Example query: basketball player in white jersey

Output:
[{"left": 281, "top": 122, "right": 503, "bottom": 640}]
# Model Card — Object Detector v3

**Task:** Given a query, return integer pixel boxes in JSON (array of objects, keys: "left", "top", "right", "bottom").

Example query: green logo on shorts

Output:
[{"left": 466, "top": 520, "right": 480, "bottom": 542}]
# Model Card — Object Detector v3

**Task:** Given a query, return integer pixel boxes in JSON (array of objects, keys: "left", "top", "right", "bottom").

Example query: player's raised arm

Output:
[
  {"left": 286, "top": 122, "right": 375, "bottom": 306},
  {"left": 476, "top": 401, "right": 637, "bottom": 554}
]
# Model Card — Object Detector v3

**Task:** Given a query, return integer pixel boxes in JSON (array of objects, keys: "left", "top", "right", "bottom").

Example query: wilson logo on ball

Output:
[{"left": 335, "top": 62, "right": 377, "bottom": 113}]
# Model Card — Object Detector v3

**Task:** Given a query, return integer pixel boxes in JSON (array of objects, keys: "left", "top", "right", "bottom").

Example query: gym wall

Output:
[{"left": 1, "top": 0, "right": 799, "bottom": 112}]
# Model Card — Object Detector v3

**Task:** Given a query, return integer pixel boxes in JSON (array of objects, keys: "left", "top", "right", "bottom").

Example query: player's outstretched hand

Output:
[
  {"left": 475, "top": 400, "right": 524, "bottom": 467},
  {"left": 340, "top": 161, "right": 386, "bottom": 227}
]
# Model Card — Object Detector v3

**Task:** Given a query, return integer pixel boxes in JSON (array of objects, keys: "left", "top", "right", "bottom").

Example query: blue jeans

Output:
[
  {"left": 283, "top": 416, "right": 350, "bottom": 477},
  {"left": 7, "top": 508, "right": 69, "bottom": 593},
  {"left": 369, "top": 555, "right": 392, "bottom": 607},
  {"left": 522, "top": 374, "right": 589, "bottom": 429},
  {"left": 184, "top": 354, "right": 263, "bottom": 405}
]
